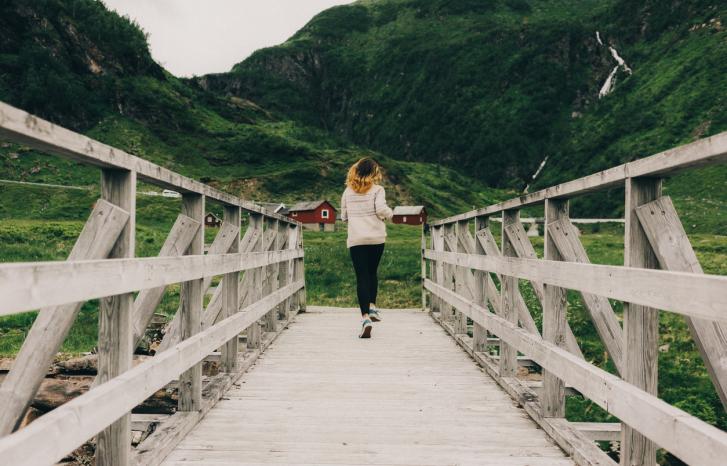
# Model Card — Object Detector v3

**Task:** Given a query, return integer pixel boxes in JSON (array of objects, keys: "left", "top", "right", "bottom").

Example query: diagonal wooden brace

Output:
[
  {"left": 0, "top": 199, "right": 129, "bottom": 435},
  {"left": 546, "top": 218, "right": 625, "bottom": 374},
  {"left": 636, "top": 196, "right": 727, "bottom": 411}
]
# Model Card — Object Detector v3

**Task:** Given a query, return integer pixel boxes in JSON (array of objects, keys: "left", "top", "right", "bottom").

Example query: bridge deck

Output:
[{"left": 161, "top": 307, "right": 574, "bottom": 465}]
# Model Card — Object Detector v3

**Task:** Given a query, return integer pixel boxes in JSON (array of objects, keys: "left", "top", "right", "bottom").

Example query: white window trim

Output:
[
  {"left": 403, "top": 216, "right": 407, "bottom": 222},
  {"left": 321, "top": 209, "right": 329, "bottom": 219}
]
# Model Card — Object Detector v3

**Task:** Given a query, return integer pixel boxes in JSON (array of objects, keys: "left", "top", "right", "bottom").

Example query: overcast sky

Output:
[{"left": 102, "top": 0, "right": 356, "bottom": 77}]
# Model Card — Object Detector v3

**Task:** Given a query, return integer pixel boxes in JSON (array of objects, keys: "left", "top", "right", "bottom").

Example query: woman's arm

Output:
[
  {"left": 375, "top": 186, "right": 394, "bottom": 220},
  {"left": 341, "top": 191, "right": 348, "bottom": 222}
]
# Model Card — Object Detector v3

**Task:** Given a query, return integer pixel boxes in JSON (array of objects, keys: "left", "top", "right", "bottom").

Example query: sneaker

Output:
[
  {"left": 369, "top": 307, "right": 382, "bottom": 322},
  {"left": 359, "top": 319, "right": 373, "bottom": 338}
]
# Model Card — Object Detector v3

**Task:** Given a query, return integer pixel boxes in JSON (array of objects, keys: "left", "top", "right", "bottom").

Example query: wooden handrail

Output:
[
  {"left": 0, "top": 101, "right": 307, "bottom": 466},
  {"left": 431, "top": 130, "right": 727, "bottom": 226}
]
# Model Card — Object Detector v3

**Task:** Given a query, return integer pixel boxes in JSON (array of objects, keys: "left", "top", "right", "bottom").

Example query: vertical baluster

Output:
[
  {"left": 454, "top": 220, "right": 470, "bottom": 334},
  {"left": 500, "top": 209, "right": 519, "bottom": 377},
  {"left": 247, "top": 213, "right": 264, "bottom": 349},
  {"left": 421, "top": 224, "right": 428, "bottom": 311},
  {"left": 96, "top": 168, "right": 136, "bottom": 466},
  {"left": 178, "top": 193, "right": 204, "bottom": 412},
  {"left": 472, "top": 215, "right": 489, "bottom": 353},
  {"left": 431, "top": 225, "right": 444, "bottom": 315},
  {"left": 222, "top": 204, "right": 241, "bottom": 373},
  {"left": 542, "top": 198, "right": 568, "bottom": 417},
  {"left": 263, "top": 218, "right": 279, "bottom": 332},
  {"left": 621, "top": 177, "right": 661, "bottom": 466}
]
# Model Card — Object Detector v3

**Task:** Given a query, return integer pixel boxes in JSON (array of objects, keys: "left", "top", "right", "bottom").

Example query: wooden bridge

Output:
[{"left": 0, "top": 100, "right": 726, "bottom": 466}]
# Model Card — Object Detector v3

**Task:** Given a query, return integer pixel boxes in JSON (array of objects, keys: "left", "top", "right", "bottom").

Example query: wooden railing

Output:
[
  {"left": 0, "top": 101, "right": 306, "bottom": 466},
  {"left": 422, "top": 131, "right": 727, "bottom": 466}
]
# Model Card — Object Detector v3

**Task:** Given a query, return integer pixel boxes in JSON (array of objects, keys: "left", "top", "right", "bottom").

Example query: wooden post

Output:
[
  {"left": 621, "top": 177, "right": 661, "bottom": 466},
  {"left": 499, "top": 209, "right": 519, "bottom": 377},
  {"left": 178, "top": 193, "right": 204, "bottom": 412},
  {"left": 430, "top": 226, "right": 444, "bottom": 315},
  {"left": 472, "top": 216, "right": 489, "bottom": 353},
  {"left": 542, "top": 198, "right": 568, "bottom": 418},
  {"left": 96, "top": 168, "right": 136, "bottom": 466},
  {"left": 454, "top": 220, "right": 470, "bottom": 334},
  {"left": 247, "top": 213, "right": 263, "bottom": 349},
  {"left": 442, "top": 223, "right": 457, "bottom": 324},
  {"left": 262, "top": 218, "right": 279, "bottom": 332},
  {"left": 221, "top": 205, "right": 241, "bottom": 373},
  {"left": 421, "top": 224, "right": 428, "bottom": 311},
  {"left": 275, "top": 222, "right": 288, "bottom": 320}
]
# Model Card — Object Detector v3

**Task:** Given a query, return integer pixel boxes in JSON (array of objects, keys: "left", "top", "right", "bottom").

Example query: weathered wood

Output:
[
  {"left": 0, "top": 248, "right": 303, "bottom": 317},
  {"left": 453, "top": 220, "right": 471, "bottom": 333},
  {"left": 162, "top": 309, "right": 575, "bottom": 466},
  {"left": 497, "top": 221, "right": 584, "bottom": 358},
  {"left": 547, "top": 217, "right": 625, "bottom": 375},
  {"left": 0, "top": 102, "right": 298, "bottom": 224},
  {"left": 622, "top": 177, "right": 661, "bottom": 466},
  {"left": 500, "top": 210, "right": 519, "bottom": 377},
  {"left": 132, "top": 214, "right": 200, "bottom": 347},
  {"left": 178, "top": 193, "right": 204, "bottom": 413},
  {"left": 472, "top": 216, "right": 488, "bottom": 352},
  {"left": 635, "top": 195, "right": 727, "bottom": 410},
  {"left": 0, "top": 199, "right": 129, "bottom": 435},
  {"left": 430, "top": 130, "right": 727, "bottom": 226},
  {"left": 158, "top": 221, "right": 240, "bottom": 352},
  {"left": 221, "top": 205, "right": 241, "bottom": 373},
  {"left": 262, "top": 218, "right": 279, "bottom": 332},
  {"left": 0, "top": 280, "right": 303, "bottom": 466},
  {"left": 442, "top": 223, "right": 457, "bottom": 324},
  {"left": 421, "top": 224, "right": 428, "bottom": 310},
  {"left": 96, "top": 168, "right": 136, "bottom": 466},
  {"left": 247, "top": 214, "right": 264, "bottom": 349},
  {"left": 421, "top": 248, "right": 727, "bottom": 324},
  {"left": 425, "top": 278, "right": 727, "bottom": 466},
  {"left": 570, "top": 422, "right": 622, "bottom": 442},
  {"left": 430, "top": 225, "right": 445, "bottom": 314},
  {"left": 542, "top": 199, "right": 568, "bottom": 418}
]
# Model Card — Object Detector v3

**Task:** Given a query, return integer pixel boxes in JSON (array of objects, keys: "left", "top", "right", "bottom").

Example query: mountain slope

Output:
[
  {"left": 0, "top": 0, "right": 509, "bottom": 219},
  {"left": 200, "top": 0, "right": 726, "bottom": 192}
]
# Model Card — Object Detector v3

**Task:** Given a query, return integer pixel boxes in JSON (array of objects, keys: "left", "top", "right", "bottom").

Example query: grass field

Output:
[{"left": 1, "top": 214, "right": 727, "bottom": 455}]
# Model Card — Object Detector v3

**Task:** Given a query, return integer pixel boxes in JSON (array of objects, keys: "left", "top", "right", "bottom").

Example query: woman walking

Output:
[{"left": 341, "top": 157, "right": 393, "bottom": 338}]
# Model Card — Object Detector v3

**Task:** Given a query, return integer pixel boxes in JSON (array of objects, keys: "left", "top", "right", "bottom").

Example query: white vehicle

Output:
[{"left": 162, "top": 189, "right": 181, "bottom": 198}]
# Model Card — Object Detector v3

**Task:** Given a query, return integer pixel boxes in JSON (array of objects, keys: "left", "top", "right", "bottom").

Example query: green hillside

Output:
[
  {"left": 203, "top": 0, "right": 726, "bottom": 200},
  {"left": 0, "top": 0, "right": 509, "bottom": 219}
]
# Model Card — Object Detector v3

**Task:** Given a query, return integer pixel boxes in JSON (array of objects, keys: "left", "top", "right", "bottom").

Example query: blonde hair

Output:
[{"left": 346, "top": 157, "right": 383, "bottom": 194}]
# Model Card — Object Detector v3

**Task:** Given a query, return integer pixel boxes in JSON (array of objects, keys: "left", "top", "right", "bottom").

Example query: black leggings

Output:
[{"left": 349, "top": 244, "right": 385, "bottom": 316}]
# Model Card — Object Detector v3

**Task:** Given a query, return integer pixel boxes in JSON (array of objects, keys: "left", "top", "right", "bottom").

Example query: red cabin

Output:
[
  {"left": 392, "top": 206, "right": 427, "bottom": 225},
  {"left": 287, "top": 200, "right": 337, "bottom": 232}
]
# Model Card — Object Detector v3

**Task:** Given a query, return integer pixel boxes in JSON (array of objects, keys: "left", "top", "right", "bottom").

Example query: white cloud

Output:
[{"left": 102, "top": 0, "right": 356, "bottom": 77}]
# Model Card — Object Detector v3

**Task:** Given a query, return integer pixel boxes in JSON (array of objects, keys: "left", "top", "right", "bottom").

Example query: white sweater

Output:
[{"left": 341, "top": 184, "right": 394, "bottom": 248}]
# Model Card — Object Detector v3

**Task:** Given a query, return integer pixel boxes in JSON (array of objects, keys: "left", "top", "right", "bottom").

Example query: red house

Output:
[
  {"left": 287, "top": 200, "right": 337, "bottom": 232},
  {"left": 392, "top": 206, "right": 427, "bottom": 225}
]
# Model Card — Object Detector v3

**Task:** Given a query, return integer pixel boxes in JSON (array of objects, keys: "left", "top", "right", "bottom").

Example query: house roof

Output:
[
  {"left": 206, "top": 212, "right": 221, "bottom": 220},
  {"left": 258, "top": 202, "right": 288, "bottom": 214},
  {"left": 288, "top": 200, "right": 336, "bottom": 212},
  {"left": 393, "top": 206, "right": 426, "bottom": 216}
]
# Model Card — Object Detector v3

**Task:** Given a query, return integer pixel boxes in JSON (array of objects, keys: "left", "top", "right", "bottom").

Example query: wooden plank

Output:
[
  {"left": 179, "top": 193, "right": 204, "bottom": 413},
  {"left": 421, "top": 225, "right": 428, "bottom": 311},
  {"left": 0, "top": 101, "right": 298, "bottom": 224},
  {"left": 162, "top": 310, "right": 575, "bottom": 466},
  {"left": 431, "top": 226, "right": 445, "bottom": 315},
  {"left": 430, "top": 130, "right": 727, "bottom": 226},
  {"left": 500, "top": 210, "right": 519, "bottom": 377},
  {"left": 498, "top": 222, "right": 584, "bottom": 358},
  {"left": 0, "top": 280, "right": 303, "bottom": 466},
  {"left": 0, "top": 199, "right": 129, "bottom": 436},
  {"left": 96, "top": 168, "right": 136, "bottom": 466},
  {"left": 547, "top": 217, "right": 625, "bottom": 375},
  {"left": 425, "top": 278, "right": 727, "bottom": 466},
  {"left": 635, "top": 196, "right": 727, "bottom": 410},
  {"left": 453, "top": 220, "right": 471, "bottom": 333},
  {"left": 0, "top": 248, "right": 303, "bottom": 317},
  {"left": 247, "top": 214, "right": 264, "bottom": 349},
  {"left": 262, "top": 218, "right": 279, "bottom": 332},
  {"left": 159, "top": 221, "right": 241, "bottom": 352},
  {"left": 131, "top": 214, "right": 199, "bottom": 347},
  {"left": 442, "top": 223, "right": 457, "bottom": 324},
  {"left": 221, "top": 205, "right": 241, "bottom": 373},
  {"left": 570, "top": 422, "right": 622, "bottom": 442},
  {"left": 472, "top": 216, "right": 488, "bottom": 352},
  {"left": 622, "top": 177, "right": 661, "bottom": 466},
  {"left": 542, "top": 199, "right": 568, "bottom": 418},
  {"left": 421, "top": 249, "right": 727, "bottom": 324}
]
